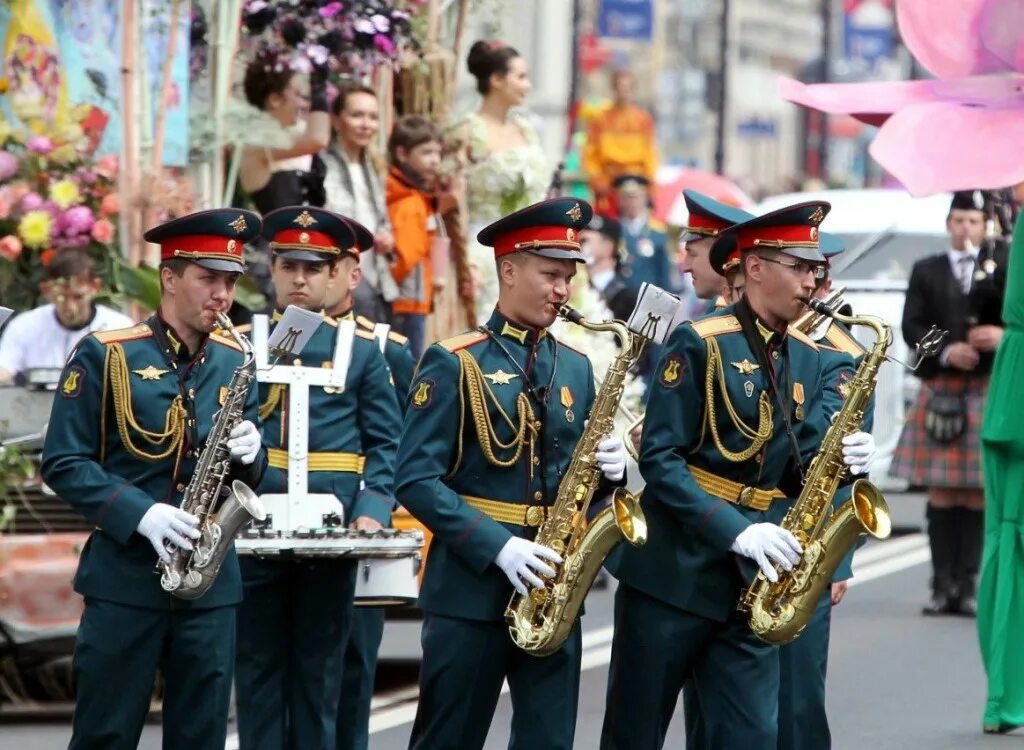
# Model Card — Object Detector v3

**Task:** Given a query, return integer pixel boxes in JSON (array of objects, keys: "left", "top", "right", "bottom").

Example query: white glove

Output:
[
  {"left": 595, "top": 435, "right": 626, "bottom": 482},
  {"left": 226, "top": 420, "right": 261, "bottom": 465},
  {"left": 494, "top": 537, "right": 563, "bottom": 595},
  {"left": 137, "top": 504, "right": 200, "bottom": 563},
  {"left": 730, "top": 523, "right": 803, "bottom": 583},
  {"left": 841, "top": 431, "right": 875, "bottom": 476}
]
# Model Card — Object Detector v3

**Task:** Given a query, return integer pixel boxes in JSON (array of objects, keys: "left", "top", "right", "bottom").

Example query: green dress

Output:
[{"left": 979, "top": 213, "right": 1024, "bottom": 729}]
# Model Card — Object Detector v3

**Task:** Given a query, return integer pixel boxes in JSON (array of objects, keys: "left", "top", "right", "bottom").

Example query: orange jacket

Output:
[
  {"left": 386, "top": 166, "right": 436, "bottom": 315},
  {"left": 583, "top": 103, "right": 658, "bottom": 195}
]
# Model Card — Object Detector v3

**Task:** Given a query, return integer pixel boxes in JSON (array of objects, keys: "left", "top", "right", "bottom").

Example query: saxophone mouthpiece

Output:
[
  {"left": 804, "top": 297, "right": 829, "bottom": 315},
  {"left": 558, "top": 305, "right": 585, "bottom": 325}
]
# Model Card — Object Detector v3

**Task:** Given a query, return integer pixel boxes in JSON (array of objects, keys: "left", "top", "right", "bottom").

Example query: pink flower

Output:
[
  {"left": 319, "top": 2, "right": 343, "bottom": 18},
  {"left": 370, "top": 14, "right": 390, "bottom": 33},
  {"left": 7, "top": 182, "right": 30, "bottom": 203},
  {"left": 94, "top": 154, "right": 118, "bottom": 179},
  {"left": 100, "top": 192, "right": 119, "bottom": 216},
  {"left": 91, "top": 218, "right": 115, "bottom": 244},
  {"left": 0, "top": 235, "right": 22, "bottom": 261},
  {"left": 0, "top": 193, "right": 9, "bottom": 220},
  {"left": 20, "top": 192, "right": 43, "bottom": 212},
  {"left": 63, "top": 205, "right": 95, "bottom": 235},
  {"left": 780, "top": 0, "right": 1024, "bottom": 195},
  {"left": 0, "top": 151, "right": 17, "bottom": 180},
  {"left": 373, "top": 34, "right": 395, "bottom": 55},
  {"left": 26, "top": 135, "right": 54, "bottom": 155}
]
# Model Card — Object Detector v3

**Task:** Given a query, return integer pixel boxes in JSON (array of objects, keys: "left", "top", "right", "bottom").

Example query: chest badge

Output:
[
  {"left": 561, "top": 385, "right": 575, "bottom": 423},
  {"left": 744, "top": 381, "right": 755, "bottom": 398},
  {"left": 133, "top": 365, "right": 169, "bottom": 381},
  {"left": 793, "top": 382, "right": 806, "bottom": 421},
  {"left": 731, "top": 359, "right": 760, "bottom": 376},
  {"left": 484, "top": 369, "right": 518, "bottom": 386}
]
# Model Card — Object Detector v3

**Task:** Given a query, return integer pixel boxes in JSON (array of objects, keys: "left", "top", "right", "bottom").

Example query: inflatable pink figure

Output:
[{"left": 780, "top": 0, "right": 1024, "bottom": 196}]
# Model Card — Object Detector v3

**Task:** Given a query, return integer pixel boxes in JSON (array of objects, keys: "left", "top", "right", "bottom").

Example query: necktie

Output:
[{"left": 958, "top": 255, "right": 975, "bottom": 294}]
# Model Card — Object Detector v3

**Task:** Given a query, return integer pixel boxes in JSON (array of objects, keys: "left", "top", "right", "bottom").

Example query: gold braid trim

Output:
[
  {"left": 703, "top": 337, "right": 773, "bottom": 462},
  {"left": 259, "top": 383, "right": 285, "bottom": 421},
  {"left": 455, "top": 349, "right": 537, "bottom": 469},
  {"left": 106, "top": 343, "right": 186, "bottom": 461}
]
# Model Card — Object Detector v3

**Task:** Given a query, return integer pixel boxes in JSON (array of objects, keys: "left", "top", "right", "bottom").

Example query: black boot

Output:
[
  {"left": 922, "top": 505, "right": 958, "bottom": 615},
  {"left": 955, "top": 507, "right": 984, "bottom": 617}
]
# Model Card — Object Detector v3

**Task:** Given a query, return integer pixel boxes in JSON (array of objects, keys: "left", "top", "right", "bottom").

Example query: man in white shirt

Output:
[{"left": 0, "top": 249, "right": 134, "bottom": 384}]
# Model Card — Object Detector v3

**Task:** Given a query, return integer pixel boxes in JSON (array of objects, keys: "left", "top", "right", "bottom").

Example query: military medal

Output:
[
  {"left": 561, "top": 385, "right": 575, "bottom": 422},
  {"left": 484, "top": 369, "right": 518, "bottom": 385},
  {"left": 638, "top": 238, "right": 655, "bottom": 257},
  {"left": 793, "top": 382, "right": 806, "bottom": 421},
  {"left": 132, "top": 365, "right": 169, "bottom": 381},
  {"left": 744, "top": 381, "right": 754, "bottom": 398}
]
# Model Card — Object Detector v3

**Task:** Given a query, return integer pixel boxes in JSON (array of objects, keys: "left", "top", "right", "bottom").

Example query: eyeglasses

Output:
[{"left": 756, "top": 254, "right": 827, "bottom": 282}]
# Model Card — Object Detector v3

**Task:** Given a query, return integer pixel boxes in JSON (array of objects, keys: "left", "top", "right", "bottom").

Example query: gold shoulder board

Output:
[
  {"left": 440, "top": 331, "right": 488, "bottom": 352},
  {"left": 209, "top": 332, "right": 243, "bottom": 352},
  {"left": 94, "top": 324, "right": 151, "bottom": 345},
  {"left": 788, "top": 327, "right": 819, "bottom": 351},
  {"left": 691, "top": 315, "right": 742, "bottom": 340}
]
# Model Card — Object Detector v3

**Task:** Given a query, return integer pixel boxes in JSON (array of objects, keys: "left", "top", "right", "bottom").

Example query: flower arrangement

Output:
[
  {"left": 0, "top": 105, "right": 122, "bottom": 311},
  {"left": 234, "top": 0, "right": 426, "bottom": 78}
]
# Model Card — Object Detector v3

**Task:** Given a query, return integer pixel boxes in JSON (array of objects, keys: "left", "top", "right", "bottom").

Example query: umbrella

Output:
[{"left": 654, "top": 167, "right": 754, "bottom": 226}]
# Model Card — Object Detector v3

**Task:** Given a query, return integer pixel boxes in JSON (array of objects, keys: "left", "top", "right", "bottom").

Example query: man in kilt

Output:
[{"left": 892, "top": 190, "right": 1008, "bottom": 616}]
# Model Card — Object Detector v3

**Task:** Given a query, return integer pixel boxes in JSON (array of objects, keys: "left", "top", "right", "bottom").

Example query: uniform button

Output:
[
  {"left": 533, "top": 456, "right": 540, "bottom": 465},
  {"left": 176, "top": 482, "right": 186, "bottom": 492},
  {"left": 534, "top": 491, "right": 543, "bottom": 501},
  {"left": 533, "top": 420, "right": 542, "bottom": 430},
  {"left": 772, "top": 351, "right": 780, "bottom": 360},
  {"left": 188, "top": 388, "right": 195, "bottom": 398},
  {"left": 294, "top": 358, "right": 303, "bottom": 366}
]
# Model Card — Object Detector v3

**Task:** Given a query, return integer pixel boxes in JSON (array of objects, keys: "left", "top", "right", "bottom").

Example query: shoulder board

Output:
[
  {"left": 234, "top": 323, "right": 252, "bottom": 334},
  {"left": 823, "top": 324, "right": 865, "bottom": 357},
  {"left": 554, "top": 337, "right": 586, "bottom": 357},
  {"left": 356, "top": 314, "right": 409, "bottom": 345},
  {"left": 355, "top": 315, "right": 375, "bottom": 331},
  {"left": 322, "top": 315, "right": 338, "bottom": 327},
  {"left": 691, "top": 315, "right": 741, "bottom": 339},
  {"left": 354, "top": 329, "right": 375, "bottom": 341},
  {"left": 440, "top": 330, "right": 488, "bottom": 352},
  {"left": 94, "top": 324, "right": 151, "bottom": 345},
  {"left": 388, "top": 330, "right": 409, "bottom": 345},
  {"left": 209, "top": 332, "right": 243, "bottom": 352},
  {"left": 787, "top": 327, "right": 819, "bottom": 351}
]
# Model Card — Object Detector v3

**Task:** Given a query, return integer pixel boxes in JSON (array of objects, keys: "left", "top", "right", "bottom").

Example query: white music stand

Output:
[{"left": 252, "top": 310, "right": 357, "bottom": 532}]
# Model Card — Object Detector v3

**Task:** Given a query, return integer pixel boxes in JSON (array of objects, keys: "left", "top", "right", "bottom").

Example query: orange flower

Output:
[
  {"left": 40, "top": 248, "right": 56, "bottom": 267},
  {"left": 91, "top": 218, "right": 115, "bottom": 244},
  {"left": 100, "top": 192, "right": 119, "bottom": 216},
  {"left": 0, "top": 234, "right": 22, "bottom": 261}
]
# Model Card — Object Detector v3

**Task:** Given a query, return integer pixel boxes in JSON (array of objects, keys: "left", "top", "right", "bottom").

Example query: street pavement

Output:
[{"left": 1, "top": 494, "right": 1014, "bottom": 749}]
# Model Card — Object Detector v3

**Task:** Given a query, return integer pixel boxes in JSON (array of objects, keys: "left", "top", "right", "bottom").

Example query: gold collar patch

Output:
[{"left": 500, "top": 321, "right": 527, "bottom": 345}]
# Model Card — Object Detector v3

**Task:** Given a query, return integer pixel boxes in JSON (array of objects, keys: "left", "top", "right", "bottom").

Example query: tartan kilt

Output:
[{"left": 891, "top": 374, "right": 987, "bottom": 489}]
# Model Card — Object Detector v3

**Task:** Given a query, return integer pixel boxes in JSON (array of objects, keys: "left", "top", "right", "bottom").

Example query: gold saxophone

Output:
[
  {"left": 738, "top": 299, "right": 893, "bottom": 644},
  {"left": 506, "top": 305, "right": 648, "bottom": 656},
  {"left": 158, "top": 313, "right": 267, "bottom": 599}
]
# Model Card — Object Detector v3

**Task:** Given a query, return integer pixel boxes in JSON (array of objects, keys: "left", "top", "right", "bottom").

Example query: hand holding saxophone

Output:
[
  {"left": 226, "top": 420, "right": 261, "bottom": 465},
  {"left": 595, "top": 435, "right": 627, "bottom": 482},
  {"left": 495, "top": 537, "right": 563, "bottom": 595},
  {"left": 137, "top": 504, "right": 200, "bottom": 563},
  {"left": 840, "top": 430, "right": 876, "bottom": 475},
  {"left": 730, "top": 523, "right": 803, "bottom": 583}
]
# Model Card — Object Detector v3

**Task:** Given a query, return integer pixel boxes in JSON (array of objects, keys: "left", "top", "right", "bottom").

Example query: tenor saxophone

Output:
[
  {"left": 505, "top": 305, "right": 648, "bottom": 656},
  {"left": 738, "top": 299, "right": 893, "bottom": 644},
  {"left": 158, "top": 313, "right": 267, "bottom": 599}
]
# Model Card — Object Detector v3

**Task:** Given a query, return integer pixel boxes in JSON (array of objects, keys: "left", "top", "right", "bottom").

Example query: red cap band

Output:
[
  {"left": 732, "top": 224, "right": 818, "bottom": 252},
  {"left": 684, "top": 212, "right": 731, "bottom": 237},
  {"left": 269, "top": 228, "right": 342, "bottom": 254},
  {"left": 160, "top": 234, "right": 244, "bottom": 264},
  {"left": 493, "top": 225, "right": 581, "bottom": 258}
]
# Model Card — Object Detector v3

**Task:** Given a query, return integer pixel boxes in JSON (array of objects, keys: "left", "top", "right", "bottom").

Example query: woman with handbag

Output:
[{"left": 892, "top": 190, "right": 1009, "bottom": 617}]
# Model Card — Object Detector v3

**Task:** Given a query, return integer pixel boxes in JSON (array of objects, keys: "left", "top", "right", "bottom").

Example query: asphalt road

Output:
[{"left": 1, "top": 494, "right": 1012, "bottom": 749}]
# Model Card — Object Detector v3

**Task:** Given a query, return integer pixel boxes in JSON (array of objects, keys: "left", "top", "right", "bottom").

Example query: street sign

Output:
[
  {"left": 844, "top": 0, "right": 894, "bottom": 66},
  {"left": 597, "top": 0, "right": 653, "bottom": 40}
]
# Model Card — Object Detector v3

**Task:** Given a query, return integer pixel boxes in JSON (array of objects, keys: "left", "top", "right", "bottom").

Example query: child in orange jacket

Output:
[{"left": 386, "top": 116, "right": 442, "bottom": 358}]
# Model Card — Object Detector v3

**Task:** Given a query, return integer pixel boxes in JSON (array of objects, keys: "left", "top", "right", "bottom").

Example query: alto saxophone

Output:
[
  {"left": 506, "top": 305, "right": 648, "bottom": 656},
  {"left": 739, "top": 299, "right": 893, "bottom": 644},
  {"left": 158, "top": 313, "right": 267, "bottom": 599}
]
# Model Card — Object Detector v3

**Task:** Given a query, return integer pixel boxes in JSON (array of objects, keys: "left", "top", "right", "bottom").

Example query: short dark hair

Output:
[
  {"left": 243, "top": 51, "right": 295, "bottom": 110},
  {"left": 388, "top": 116, "right": 441, "bottom": 162},
  {"left": 466, "top": 40, "right": 521, "bottom": 95},
  {"left": 44, "top": 249, "right": 96, "bottom": 281},
  {"left": 330, "top": 82, "right": 377, "bottom": 116}
]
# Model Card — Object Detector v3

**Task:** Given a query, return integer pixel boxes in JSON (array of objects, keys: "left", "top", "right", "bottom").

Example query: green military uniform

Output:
[
  {"left": 40, "top": 209, "right": 267, "bottom": 750},
  {"left": 234, "top": 207, "right": 402, "bottom": 750},
  {"left": 603, "top": 203, "right": 837, "bottom": 749},
  {"left": 397, "top": 198, "right": 609, "bottom": 750},
  {"left": 334, "top": 309, "right": 416, "bottom": 750}
]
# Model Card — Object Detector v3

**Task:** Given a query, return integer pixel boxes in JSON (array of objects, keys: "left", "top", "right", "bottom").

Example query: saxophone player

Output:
[
  {"left": 397, "top": 198, "right": 627, "bottom": 750},
  {"left": 601, "top": 202, "right": 875, "bottom": 749},
  {"left": 40, "top": 209, "right": 267, "bottom": 750},
  {"left": 233, "top": 207, "right": 402, "bottom": 750}
]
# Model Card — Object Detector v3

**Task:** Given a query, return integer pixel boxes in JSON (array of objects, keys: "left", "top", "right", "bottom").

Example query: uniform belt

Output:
[
  {"left": 267, "top": 448, "right": 365, "bottom": 473},
  {"left": 689, "top": 465, "right": 783, "bottom": 512},
  {"left": 462, "top": 495, "right": 549, "bottom": 527}
]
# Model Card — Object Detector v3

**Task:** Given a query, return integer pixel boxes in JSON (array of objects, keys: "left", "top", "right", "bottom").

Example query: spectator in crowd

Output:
[{"left": 0, "top": 249, "right": 134, "bottom": 384}]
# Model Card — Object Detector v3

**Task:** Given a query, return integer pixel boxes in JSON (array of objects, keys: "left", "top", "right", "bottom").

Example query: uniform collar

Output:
[
  {"left": 151, "top": 313, "right": 206, "bottom": 364},
  {"left": 487, "top": 308, "right": 547, "bottom": 347},
  {"left": 333, "top": 306, "right": 355, "bottom": 322},
  {"left": 739, "top": 296, "right": 787, "bottom": 348},
  {"left": 272, "top": 307, "right": 327, "bottom": 323}
]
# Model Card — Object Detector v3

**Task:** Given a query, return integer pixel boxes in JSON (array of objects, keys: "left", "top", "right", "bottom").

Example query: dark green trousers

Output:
[
  {"left": 335, "top": 606, "right": 386, "bottom": 750},
  {"left": 408, "top": 613, "right": 582, "bottom": 750},
  {"left": 600, "top": 584, "right": 779, "bottom": 750},
  {"left": 683, "top": 591, "right": 833, "bottom": 750},
  {"left": 235, "top": 558, "right": 357, "bottom": 750},
  {"left": 70, "top": 598, "right": 235, "bottom": 750}
]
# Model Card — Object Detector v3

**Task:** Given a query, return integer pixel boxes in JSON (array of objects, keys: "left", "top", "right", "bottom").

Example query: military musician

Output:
[
  {"left": 396, "top": 198, "right": 627, "bottom": 749},
  {"left": 40, "top": 209, "right": 267, "bottom": 750}
]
